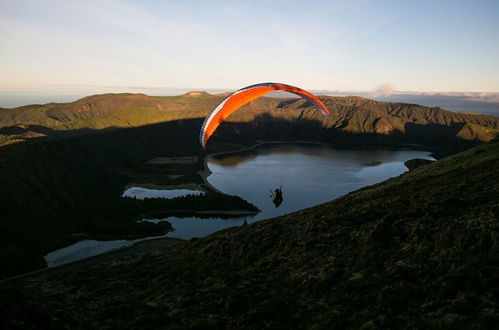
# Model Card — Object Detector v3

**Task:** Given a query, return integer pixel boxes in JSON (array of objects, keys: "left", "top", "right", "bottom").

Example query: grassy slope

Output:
[{"left": 2, "top": 141, "right": 498, "bottom": 329}]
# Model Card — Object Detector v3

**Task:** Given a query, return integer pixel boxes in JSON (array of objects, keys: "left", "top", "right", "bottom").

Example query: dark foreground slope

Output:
[{"left": 2, "top": 142, "right": 498, "bottom": 329}]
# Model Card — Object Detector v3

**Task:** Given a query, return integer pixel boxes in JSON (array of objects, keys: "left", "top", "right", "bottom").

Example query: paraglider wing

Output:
[{"left": 200, "top": 82, "right": 330, "bottom": 147}]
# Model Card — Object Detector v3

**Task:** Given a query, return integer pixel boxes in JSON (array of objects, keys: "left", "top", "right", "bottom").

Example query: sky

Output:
[{"left": 1, "top": 0, "right": 499, "bottom": 100}]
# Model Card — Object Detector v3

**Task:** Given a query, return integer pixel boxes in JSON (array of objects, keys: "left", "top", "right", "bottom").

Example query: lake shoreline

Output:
[
  {"left": 2, "top": 237, "right": 185, "bottom": 282},
  {"left": 207, "top": 140, "right": 440, "bottom": 159},
  {"left": 126, "top": 140, "right": 438, "bottom": 198},
  {"left": 142, "top": 209, "right": 260, "bottom": 220}
]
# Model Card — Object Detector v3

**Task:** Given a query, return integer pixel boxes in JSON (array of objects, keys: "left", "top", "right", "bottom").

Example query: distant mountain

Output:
[
  {"left": 2, "top": 140, "right": 498, "bottom": 329},
  {"left": 0, "top": 93, "right": 216, "bottom": 135},
  {"left": 1, "top": 93, "right": 498, "bottom": 148}
]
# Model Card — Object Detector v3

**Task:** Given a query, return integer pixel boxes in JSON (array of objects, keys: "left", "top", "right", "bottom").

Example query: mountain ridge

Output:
[{"left": 1, "top": 93, "right": 497, "bottom": 146}]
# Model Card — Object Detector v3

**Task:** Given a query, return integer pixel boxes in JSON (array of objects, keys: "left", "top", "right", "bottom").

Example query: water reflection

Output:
[
  {"left": 123, "top": 187, "right": 203, "bottom": 199},
  {"left": 209, "top": 153, "right": 258, "bottom": 167}
]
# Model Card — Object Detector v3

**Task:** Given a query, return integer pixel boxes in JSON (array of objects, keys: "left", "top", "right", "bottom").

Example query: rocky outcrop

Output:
[{"left": 404, "top": 158, "right": 435, "bottom": 170}]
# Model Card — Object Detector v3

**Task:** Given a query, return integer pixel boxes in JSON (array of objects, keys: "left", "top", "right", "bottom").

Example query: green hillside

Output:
[
  {"left": 2, "top": 141, "right": 498, "bottom": 329},
  {"left": 1, "top": 93, "right": 498, "bottom": 149}
]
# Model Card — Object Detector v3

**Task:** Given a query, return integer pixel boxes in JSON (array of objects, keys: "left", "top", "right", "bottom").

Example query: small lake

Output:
[
  {"left": 45, "top": 144, "right": 434, "bottom": 266},
  {"left": 44, "top": 235, "right": 167, "bottom": 267}
]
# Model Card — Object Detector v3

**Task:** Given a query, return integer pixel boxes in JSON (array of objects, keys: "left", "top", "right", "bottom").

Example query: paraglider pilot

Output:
[{"left": 270, "top": 186, "right": 283, "bottom": 208}]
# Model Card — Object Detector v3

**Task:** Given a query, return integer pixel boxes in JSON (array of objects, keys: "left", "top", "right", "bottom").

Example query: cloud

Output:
[
  {"left": 403, "top": 91, "right": 499, "bottom": 104},
  {"left": 469, "top": 93, "right": 499, "bottom": 103},
  {"left": 368, "top": 82, "right": 396, "bottom": 97}
]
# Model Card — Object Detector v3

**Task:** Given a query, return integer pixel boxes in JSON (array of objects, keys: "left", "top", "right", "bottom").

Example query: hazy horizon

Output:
[
  {"left": 1, "top": 1, "right": 498, "bottom": 116},
  {"left": 1, "top": 86, "right": 498, "bottom": 118}
]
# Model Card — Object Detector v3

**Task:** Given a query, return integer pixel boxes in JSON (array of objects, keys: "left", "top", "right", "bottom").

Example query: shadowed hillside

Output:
[
  {"left": 1, "top": 93, "right": 498, "bottom": 277},
  {"left": 0, "top": 118, "right": 239, "bottom": 278},
  {"left": 1, "top": 141, "right": 498, "bottom": 329}
]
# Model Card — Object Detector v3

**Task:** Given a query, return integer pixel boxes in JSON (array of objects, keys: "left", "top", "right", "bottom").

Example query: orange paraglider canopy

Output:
[{"left": 199, "top": 82, "right": 330, "bottom": 147}]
